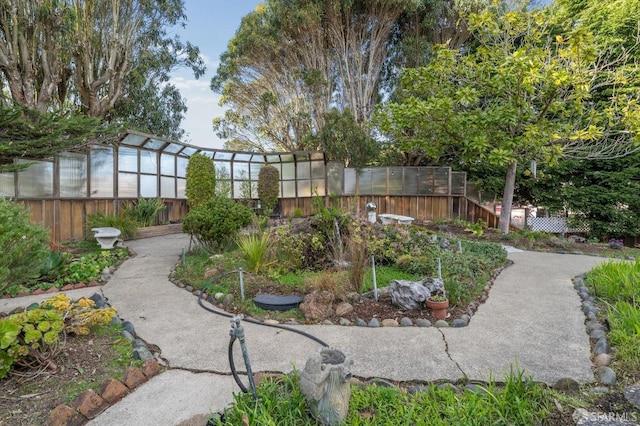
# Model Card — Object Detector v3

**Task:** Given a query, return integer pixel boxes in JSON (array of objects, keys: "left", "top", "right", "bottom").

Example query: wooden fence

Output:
[{"left": 21, "top": 195, "right": 502, "bottom": 242}]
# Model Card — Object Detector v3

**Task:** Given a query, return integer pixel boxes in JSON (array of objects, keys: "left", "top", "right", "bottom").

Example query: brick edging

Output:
[{"left": 43, "top": 359, "right": 162, "bottom": 426}]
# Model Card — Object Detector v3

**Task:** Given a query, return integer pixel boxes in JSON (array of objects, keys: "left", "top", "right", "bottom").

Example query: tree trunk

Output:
[{"left": 499, "top": 161, "right": 517, "bottom": 234}]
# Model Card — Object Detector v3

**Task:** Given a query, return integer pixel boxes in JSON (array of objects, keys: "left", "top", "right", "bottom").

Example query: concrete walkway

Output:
[{"left": 0, "top": 234, "right": 610, "bottom": 425}]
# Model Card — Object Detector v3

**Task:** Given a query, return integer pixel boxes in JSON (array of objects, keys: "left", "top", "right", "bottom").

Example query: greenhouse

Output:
[{"left": 1, "top": 130, "right": 480, "bottom": 241}]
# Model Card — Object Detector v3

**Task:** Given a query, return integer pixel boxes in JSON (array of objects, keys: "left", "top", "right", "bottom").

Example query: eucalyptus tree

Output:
[
  {"left": 212, "top": 0, "right": 428, "bottom": 153},
  {"left": 375, "top": 2, "right": 640, "bottom": 234},
  {"left": 0, "top": 0, "right": 203, "bottom": 139}
]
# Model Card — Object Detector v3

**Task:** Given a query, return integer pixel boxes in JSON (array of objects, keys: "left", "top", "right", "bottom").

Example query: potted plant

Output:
[{"left": 426, "top": 292, "right": 449, "bottom": 320}]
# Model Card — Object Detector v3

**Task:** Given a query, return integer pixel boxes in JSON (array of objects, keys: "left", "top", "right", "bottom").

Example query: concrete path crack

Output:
[{"left": 437, "top": 328, "right": 467, "bottom": 380}]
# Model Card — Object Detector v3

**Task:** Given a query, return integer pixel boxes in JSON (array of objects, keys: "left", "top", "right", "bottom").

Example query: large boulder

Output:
[
  {"left": 390, "top": 277, "right": 445, "bottom": 310},
  {"left": 299, "top": 290, "right": 335, "bottom": 321}
]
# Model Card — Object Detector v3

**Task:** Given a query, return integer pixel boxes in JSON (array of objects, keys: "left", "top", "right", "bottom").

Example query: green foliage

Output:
[
  {"left": 257, "top": 164, "right": 280, "bottom": 214},
  {"left": 86, "top": 211, "right": 139, "bottom": 240},
  {"left": 585, "top": 259, "right": 640, "bottom": 304},
  {"left": 346, "top": 222, "right": 369, "bottom": 294},
  {"left": 53, "top": 249, "right": 128, "bottom": 287},
  {"left": 182, "top": 195, "right": 253, "bottom": 253},
  {"left": 607, "top": 301, "right": 640, "bottom": 369},
  {"left": 304, "top": 108, "right": 380, "bottom": 168},
  {"left": 0, "top": 308, "right": 65, "bottom": 379},
  {"left": 0, "top": 198, "right": 50, "bottom": 294},
  {"left": 121, "top": 198, "right": 166, "bottom": 227},
  {"left": 0, "top": 103, "right": 112, "bottom": 173},
  {"left": 185, "top": 153, "right": 216, "bottom": 209},
  {"left": 236, "top": 230, "right": 275, "bottom": 274},
  {"left": 220, "top": 367, "right": 552, "bottom": 425}
]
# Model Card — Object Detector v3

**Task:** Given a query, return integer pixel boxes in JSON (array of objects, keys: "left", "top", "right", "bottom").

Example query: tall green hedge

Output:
[
  {"left": 185, "top": 153, "right": 215, "bottom": 209},
  {"left": 258, "top": 165, "right": 280, "bottom": 214}
]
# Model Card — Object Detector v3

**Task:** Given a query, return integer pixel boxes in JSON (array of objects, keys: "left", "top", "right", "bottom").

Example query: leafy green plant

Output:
[
  {"left": 86, "top": 211, "right": 139, "bottom": 240},
  {"left": 185, "top": 153, "right": 216, "bottom": 209},
  {"left": 465, "top": 219, "right": 486, "bottom": 236},
  {"left": 257, "top": 164, "right": 280, "bottom": 215},
  {"left": 0, "top": 198, "right": 51, "bottom": 295},
  {"left": 236, "top": 230, "right": 275, "bottom": 274},
  {"left": 53, "top": 249, "right": 128, "bottom": 286},
  {"left": 0, "top": 309, "right": 65, "bottom": 378},
  {"left": 182, "top": 195, "right": 253, "bottom": 253},
  {"left": 121, "top": 197, "right": 166, "bottom": 226}
]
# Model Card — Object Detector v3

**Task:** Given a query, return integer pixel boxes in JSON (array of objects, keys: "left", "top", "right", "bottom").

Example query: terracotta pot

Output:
[{"left": 426, "top": 298, "right": 449, "bottom": 320}]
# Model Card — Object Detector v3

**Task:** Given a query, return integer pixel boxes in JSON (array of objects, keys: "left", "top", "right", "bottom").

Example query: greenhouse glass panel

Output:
[
  {"left": 215, "top": 163, "right": 230, "bottom": 180},
  {"left": 434, "top": 168, "right": 450, "bottom": 195},
  {"left": 327, "top": 161, "right": 344, "bottom": 196},
  {"left": 402, "top": 168, "right": 419, "bottom": 195},
  {"left": 358, "top": 169, "right": 373, "bottom": 195},
  {"left": 265, "top": 154, "right": 280, "bottom": 163},
  {"left": 249, "top": 163, "right": 263, "bottom": 179},
  {"left": 310, "top": 152, "right": 324, "bottom": 160},
  {"left": 118, "top": 147, "right": 138, "bottom": 172},
  {"left": 297, "top": 161, "right": 310, "bottom": 179},
  {"left": 118, "top": 172, "right": 138, "bottom": 197},
  {"left": 372, "top": 168, "right": 389, "bottom": 194},
  {"left": 214, "top": 152, "right": 233, "bottom": 160},
  {"left": 176, "top": 157, "right": 188, "bottom": 178},
  {"left": 451, "top": 172, "right": 466, "bottom": 195},
  {"left": 296, "top": 153, "right": 310, "bottom": 161},
  {"left": 281, "top": 162, "right": 295, "bottom": 180},
  {"left": 181, "top": 147, "right": 198, "bottom": 157},
  {"left": 343, "top": 168, "right": 356, "bottom": 195},
  {"left": 161, "top": 176, "right": 175, "bottom": 198},
  {"left": 177, "top": 178, "right": 186, "bottom": 198},
  {"left": 297, "top": 180, "right": 311, "bottom": 197},
  {"left": 140, "top": 150, "right": 158, "bottom": 174},
  {"left": 311, "top": 161, "right": 325, "bottom": 179},
  {"left": 161, "top": 154, "right": 175, "bottom": 176},
  {"left": 91, "top": 146, "right": 113, "bottom": 197},
  {"left": 280, "top": 154, "right": 294, "bottom": 162},
  {"left": 417, "top": 168, "right": 434, "bottom": 195},
  {"left": 234, "top": 153, "right": 252, "bottom": 162},
  {"left": 311, "top": 179, "right": 326, "bottom": 196},
  {"left": 17, "top": 160, "right": 53, "bottom": 197},
  {"left": 0, "top": 172, "right": 15, "bottom": 197},
  {"left": 60, "top": 152, "right": 87, "bottom": 197},
  {"left": 143, "top": 139, "right": 165, "bottom": 150},
  {"left": 121, "top": 134, "right": 146, "bottom": 146},
  {"left": 163, "top": 143, "right": 182, "bottom": 154},
  {"left": 282, "top": 180, "right": 295, "bottom": 197},
  {"left": 233, "top": 162, "right": 249, "bottom": 179},
  {"left": 140, "top": 174, "right": 158, "bottom": 197}
]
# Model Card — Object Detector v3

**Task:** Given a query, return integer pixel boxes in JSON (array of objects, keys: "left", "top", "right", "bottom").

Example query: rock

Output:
[
  {"left": 368, "top": 318, "right": 380, "bottom": 328},
  {"left": 120, "top": 330, "right": 134, "bottom": 341},
  {"left": 185, "top": 285, "right": 193, "bottom": 293},
  {"left": 595, "top": 366, "right": 616, "bottom": 385},
  {"left": 437, "top": 383, "right": 462, "bottom": 393},
  {"left": 355, "top": 318, "right": 367, "bottom": 327},
  {"left": 299, "top": 290, "right": 335, "bottom": 322},
  {"left": 589, "top": 387, "right": 610, "bottom": 395},
  {"left": 214, "top": 292, "right": 225, "bottom": 301},
  {"left": 132, "top": 346, "right": 154, "bottom": 361},
  {"left": 434, "top": 320, "right": 449, "bottom": 327},
  {"left": 132, "top": 338, "right": 147, "bottom": 349},
  {"left": 345, "top": 292, "right": 361, "bottom": 303},
  {"left": 407, "top": 385, "right": 429, "bottom": 394},
  {"left": 121, "top": 321, "right": 135, "bottom": 334},
  {"left": 623, "top": 385, "right": 640, "bottom": 410},
  {"left": 335, "top": 302, "right": 354, "bottom": 316},
  {"left": 594, "top": 353, "right": 612, "bottom": 367},
  {"left": 586, "top": 320, "right": 605, "bottom": 332},
  {"left": 439, "top": 238, "right": 452, "bottom": 250},
  {"left": 381, "top": 319, "right": 398, "bottom": 327},
  {"left": 590, "top": 329, "right": 606, "bottom": 341},
  {"left": 451, "top": 319, "right": 467, "bottom": 328},
  {"left": 322, "top": 319, "right": 334, "bottom": 325},
  {"left": 464, "top": 384, "right": 487, "bottom": 394},
  {"left": 222, "top": 294, "right": 234, "bottom": 306},
  {"left": 400, "top": 317, "right": 413, "bottom": 327},
  {"left": 110, "top": 316, "right": 122, "bottom": 325},
  {"left": 594, "top": 338, "right": 608, "bottom": 356},
  {"left": 339, "top": 318, "right": 351, "bottom": 326},
  {"left": 390, "top": 277, "right": 444, "bottom": 310},
  {"left": 89, "top": 293, "right": 106, "bottom": 306},
  {"left": 263, "top": 319, "right": 279, "bottom": 325},
  {"left": 415, "top": 318, "right": 431, "bottom": 327},
  {"left": 586, "top": 311, "right": 597, "bottom": 321},
  {"left": 552, "top": 377, "right": 580, "bottom": 392}
]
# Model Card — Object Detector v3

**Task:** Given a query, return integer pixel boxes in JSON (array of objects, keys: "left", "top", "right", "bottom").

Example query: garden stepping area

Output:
[{"left": 1, "top": 233, "right": 638, "bottom": 425}]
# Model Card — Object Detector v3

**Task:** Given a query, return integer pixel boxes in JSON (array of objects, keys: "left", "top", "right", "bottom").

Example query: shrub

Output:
[
  {"left": 236, "top": 229, "right": 275, "bottom": 274},
  {"left": 86, "top": 211, "right": 139, "bottom": 240},
  {"left": 121, "top": 197, "right": 166, "bottom": 226},
  {"left": 185, "top": 153, "right": 215, "bottom": 209},
  {"left": 182, "top": 195, "right": 253, "bottom": 253},
  {"left": 257, "top": 165, "right": 280, "bottom": 214},
  {"left": 0, "top": 198, "right": 50, "bottom": 295}
]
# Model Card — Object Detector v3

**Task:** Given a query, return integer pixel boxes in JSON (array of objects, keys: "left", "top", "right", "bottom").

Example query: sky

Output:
[{"left": 169, "top": 0, "right": 262, "bottom": 150}]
